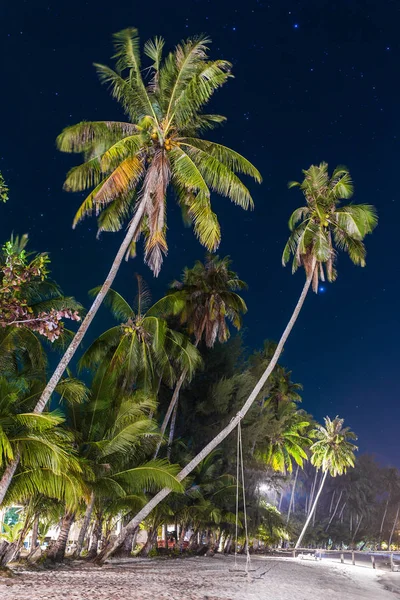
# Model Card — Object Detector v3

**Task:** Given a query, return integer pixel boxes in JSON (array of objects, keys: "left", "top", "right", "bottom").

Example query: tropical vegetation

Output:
[{"left": 0, "top": 27, "right": 383, "bottom": 573}]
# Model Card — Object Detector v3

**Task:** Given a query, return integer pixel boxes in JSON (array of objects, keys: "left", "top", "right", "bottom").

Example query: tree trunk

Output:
[
  {"left": 380, "top": 495, "right": 390, "bottom": 542},
  {"left": 140, "top": 528, "right": 157, "bottom": 556},
  {"left": 167, "top": 398, "right": 179, "bottom": 460},
  {"left": 329, "top": 490, "right": 336, "bottom": 516},
  {"left": 325, "top": 489, "right": 343, "bottom": 531},
  {"left": 0, "top": 452, "right": 20, "bottom": 506},
  {"left": 154, "top": 368, "right": 187, "bottom": 459},
  {"left": 47, "top": 511, "right": 75, "bottom": 563},
  {"left": 73, "top": 493, "right": 95, "bottom": 558},
  {"left": 308, "top": 469, "right": 319, "bottom": 516},
  {"left": 295, "top": 470, "right": 328, "bottom": 549},
  {"left": 286, "top": 465, "right": 299, "bottom": 524},
  {"left": 352, "top": 515, "right": 363, "bottom": 544},
  {"left": 114, "top": 527, "right": 139, "bottom": 557},
  {"left": 30, "top": 513, "right": 39, "bottom": 552},
  {"left": 0, "top": 207, "right": 147, "bottom": 503},
  {"left": 87, "top": 514, "right": 102, "bottom": 560},
  {"left": 389, "top": 504, "right": 400, "bottom": 548},
  {"left": 95, "top": 264, "right": 316, "bottom": 564}
]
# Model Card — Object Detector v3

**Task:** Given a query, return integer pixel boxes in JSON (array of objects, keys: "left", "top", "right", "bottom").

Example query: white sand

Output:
[{"left": 0, "top": 554, "right": 397, "bottom": 600}]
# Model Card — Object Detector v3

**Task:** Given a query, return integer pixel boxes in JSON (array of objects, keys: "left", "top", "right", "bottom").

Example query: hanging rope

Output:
[{"left": 234, "top": 418, "right": 252, "bottom": 577}]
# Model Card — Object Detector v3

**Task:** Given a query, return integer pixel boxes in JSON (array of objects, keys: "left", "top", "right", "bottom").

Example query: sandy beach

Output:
[{"left": 0, "top": 555, "right": 398, "bottom": 600}]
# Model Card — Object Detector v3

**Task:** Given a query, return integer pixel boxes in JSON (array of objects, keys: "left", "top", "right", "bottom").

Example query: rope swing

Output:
[{"left": 233, "top": 418, "right": 252, "bottom": 577}]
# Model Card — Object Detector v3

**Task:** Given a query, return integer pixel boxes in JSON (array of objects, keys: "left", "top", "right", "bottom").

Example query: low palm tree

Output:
[
  {"left": 79, "top": 276, "right": 200, "bottom": 396},
  {"left": 254, "top": 401, "right": 311, "bottom": 474},
  {"left": 29, "top": 27, "right": 260, "bottom": 430},
  {"left": 295, "top": 416, "right": 357, "bottom": 548},
  {"left": 95, "top": 163, "right": 376, "bottom": 563},
  {"left": 153, "top": 254, "right": 247, "bottom": 457}
]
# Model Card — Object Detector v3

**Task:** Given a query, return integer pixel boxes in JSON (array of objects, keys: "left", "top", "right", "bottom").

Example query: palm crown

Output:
[
  {"left": 311, "top": 416, "right": 357, "bottom": 477},
  {"left": 79, "top": 276, "right": 201, "bottom": 393},
  {"left": 57, "top": 29, "right": 261, "bottom": 276},
  {"left": 282, "top": 163, "right": 377, "bottom": 292},
  {"left": 167, "top": 254, "right": 247, "bottom": 348}
]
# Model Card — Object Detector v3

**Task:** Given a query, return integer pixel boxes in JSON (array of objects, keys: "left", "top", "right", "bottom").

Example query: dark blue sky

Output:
[{"left": 1, "top": 0, "right": 398, "bottom": 464}]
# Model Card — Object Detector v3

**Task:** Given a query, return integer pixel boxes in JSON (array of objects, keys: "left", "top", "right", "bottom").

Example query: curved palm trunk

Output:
[
  {"left": 73, "top": 493, "right": 95, "bottom": 558},
  {"left": 325, "top": 489, "right": 343, "bottom": 532},
  {"left": 0, "top": 452, "right": 20, "bottom": 507},
  {"left": 30, "top": 513, "right": 39, "bottom": 552},
  {"left": 167, "top": 398, "right": 179, "bottom": 460},
  {"left": 87, "top": 514, "right": 103, "bottom": 560},
  {"left": 286, "top": 465, "right": 299, "bottom": 524},
  {"left": 154, "top": 368, "right": 187, "bottom": 459},
  {"left": 389, "top": 504, "right": 400, "bottom": 548},
  {"left": 114, "top": 527, "right": 138, "bottom": 557},
  {"left": 295, "top": 470, "right": 328, "bottom": 549},
  {"left": 0, "top": 207, "right": 146, "bottom": 505},
  {"left": 47, "top": 511, "right": 75, "bottom": 563},
  {"left": 95, "top": 264, "right": 315, "bottom": 564},
  {"left": 380, "top": 495, "right": 390, "bottom": 543}
]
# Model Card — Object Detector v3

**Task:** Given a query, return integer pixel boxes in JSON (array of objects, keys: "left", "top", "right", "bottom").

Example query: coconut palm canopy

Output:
[
  {"left": 311, "top": 416, "right": 358, "bottom": 477},
  {"left": 282, "top": 163, "right": 377, "bottom": 292},
  {"left": 79, "top": 275, "right": 201, "bottom": 393},
  {"left": 167, "top": 254, "right": 248, "bottom": 347},
  {"left": 57, "top": 29, "right": 261, "bottom": 276}
]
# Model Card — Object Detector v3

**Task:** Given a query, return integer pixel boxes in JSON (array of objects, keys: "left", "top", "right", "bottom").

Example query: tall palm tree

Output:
[
  {"left": 30, "top": 27, "right": 260, "bottom": 422},
  {"left": 295, "top": 416, "right": 357, "bottom": 548},
  {"left": 154, "top": 254, "right": 247, "bottom": 457},
  {"left": 254, "top": 401, "right": 311, "bottom": 475},
  {"left": 95, "top": 163, "right": 376, "bottom": 563}
]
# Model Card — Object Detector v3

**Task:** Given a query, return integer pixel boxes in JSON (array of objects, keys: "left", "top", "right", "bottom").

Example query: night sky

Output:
[{"left": 1, "top": 1, "right": 398, "bottom": 465}]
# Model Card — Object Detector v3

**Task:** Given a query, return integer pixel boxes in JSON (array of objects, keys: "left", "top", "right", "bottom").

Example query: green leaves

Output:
[
  {"left": 283, "top": 163, "right": 377, "bottom": 291},
  {"left": 311, "top": 416, "right": 357, "bottom": 477},
  {"left": 57, "top": 28, "right": 260, "bottom": 275},
  {"left": 0, "top": 171, "right": 9, "bottom": 203}
]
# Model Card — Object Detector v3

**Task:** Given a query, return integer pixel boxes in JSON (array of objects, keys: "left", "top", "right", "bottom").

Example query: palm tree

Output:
[
  {"left": 154, "top": 254, "right": 247, "bottom": 457},
  {"left": 95, "top": 163, "right": 376, "bottom": 563},
  {"left": 0, "top": 172, "right": 8, "bottom": 203},
  {"left": 254, "top": 401, "right": 311, "bottom": 475},
  {"left": 64, "top": 376, "right": 184, "bottom": 561},
  {"left": 79, "top": 276, "right": 200, "bottom": 396},
  {"left": 29, "top": 27, "right": 260, "bottom": 423},
  {"left": 295, "top": 416, "right": 357, "bottom": 548}
]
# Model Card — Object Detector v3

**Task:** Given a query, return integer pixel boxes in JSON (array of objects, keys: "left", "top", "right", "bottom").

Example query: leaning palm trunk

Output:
[
  {"left": 0, "top": 451, "right": 20, "bottom": 507},
  {"left": 73, "top": 493, "right": 95, "bottom": 558},
  {"left": 286, "top": 465, "right": 299, "bottom": 524},
  {"left": 325, "top": 489, "right": 343, "bottom": 531},
  {"left": 95, "top": 263, "right": 316, "bottom": 564},
  {"left": 154, "top": 368, "right": 187, "bottom": 459},
  {"left": 295, "top": 470, "right": 328, "bottom": 549},
  {"left": 87, "top": 514, "right": 103, "bottom": 560},
  {"left": 389, "top": 504, "right": 400, "bottom": 548},
  {"left": 30, "top": 513, "right": 39, "bottom": 553},
  {"left": 0, "top": 206, "right": 146, "bottom": 505},
  {"left": 47, "top": 511, "right": 75, "bottom": 563},
  {"left": 380, "top": 495, "right": 390, "bottom": 543},
  {"left": 167, "top": 398, "right": 179, "bottom": 459}
]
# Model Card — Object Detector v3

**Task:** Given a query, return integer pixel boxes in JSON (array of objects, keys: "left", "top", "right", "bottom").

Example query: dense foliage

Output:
[{"left": 0, "top": 29, "right": 380, "bottom": 568}]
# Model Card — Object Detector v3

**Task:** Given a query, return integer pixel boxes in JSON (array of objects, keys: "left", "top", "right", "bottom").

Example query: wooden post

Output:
[
  {"left": 352, "top": 550, "right": 355, "bottom": 566},
  {"left": 292, "top": 549, "right": 296, "bottom": 559},
  {"left": 340, "top": 552, "right": 344, "bottom": 564},
  {"left": 371, "top": 555, "right": 376, "bottom": 569},
  {"left": 391, "top": 552, "right": 394, "bottom": 572}
]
